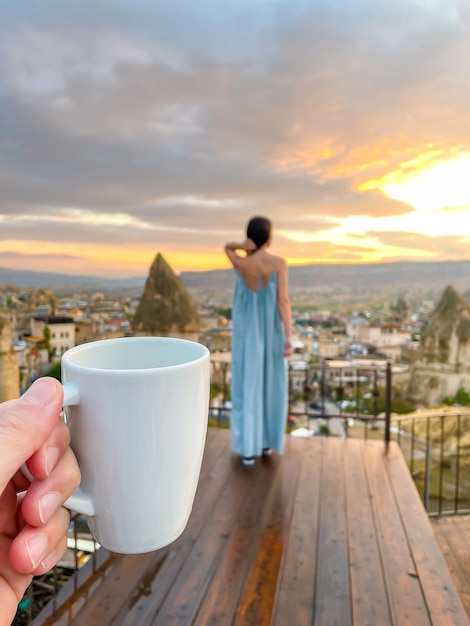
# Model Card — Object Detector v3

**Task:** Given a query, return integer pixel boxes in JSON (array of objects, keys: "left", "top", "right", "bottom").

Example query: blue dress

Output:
[{"left": 230, "top": 269, "right": 288, "bottom": 457}]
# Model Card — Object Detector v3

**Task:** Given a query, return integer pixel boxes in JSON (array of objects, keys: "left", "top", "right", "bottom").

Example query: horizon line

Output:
[{"left": 2, "top": 256, "right": 470, "bottom": 282}]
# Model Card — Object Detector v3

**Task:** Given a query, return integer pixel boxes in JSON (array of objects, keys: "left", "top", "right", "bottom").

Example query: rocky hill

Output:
[
  {"left": 132, "top": 253, "right": 200, "bottom": 335},
  {"left": 419, "top": 286, "right": 470, "bottom": 364},
  {"left": 407, "top": 285, "right": 470, "bottom": 406},
  {"left": 0, "top": 317, "right": 19, "bottom": 401}
]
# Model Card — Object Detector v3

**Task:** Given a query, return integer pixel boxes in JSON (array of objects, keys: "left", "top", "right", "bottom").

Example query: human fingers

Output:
[
  {"left": 8, "top": 506, "right": 70, "bottom": 575},
  {"left": 24, "top": 416, "right": 71, "bottom": 481},
  {"left": 13, "top": 417, "right": 71, "bottom": 494},
  {"left": 21, "top": 447, "right": 81, "bottom": 528},
  {"left": 283, "top": 338, "right": 294, "bottom": 356},
  {"left": 0, "top": 378, "right": 64, "bottom": 494}
]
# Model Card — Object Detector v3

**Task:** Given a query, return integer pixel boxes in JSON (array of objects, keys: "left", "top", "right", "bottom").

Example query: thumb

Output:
[{"left": 0, "top": 378, "right": 63, "bottom": 493}]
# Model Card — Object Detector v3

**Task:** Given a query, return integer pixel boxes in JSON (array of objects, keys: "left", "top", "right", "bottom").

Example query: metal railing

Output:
[
  {"left": 393, "top": 411, "right": 470, "bottom": 517},
  {"left": 210, "top": 359, "right": 470, "bottom": 517},
  {"left": 209, "top": 359, "right": 393, "bottom": 442},
  {"left": 13, "top": 513, "right": 101, "bottom": 625}
]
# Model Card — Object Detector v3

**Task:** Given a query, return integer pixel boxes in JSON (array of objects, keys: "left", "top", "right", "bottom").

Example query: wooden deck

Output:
[
  {"left": 34, "top": 428, "right": 469, "bottom": 625},
  {"left": 432, "top": 515, "right": 470, "bottom": 620}
]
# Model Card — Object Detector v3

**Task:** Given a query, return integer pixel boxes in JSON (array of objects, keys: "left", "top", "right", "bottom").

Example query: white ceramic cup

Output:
[{"left": 60, "top": 336, "right": 210, "bottom": 554}]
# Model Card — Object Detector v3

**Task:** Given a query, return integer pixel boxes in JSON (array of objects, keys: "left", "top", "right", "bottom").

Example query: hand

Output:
[
  {"left": 0, "top": 377, "right": 81, "bottom": 625},
  {"left": 283, "top": 337, "right": 294, "bottom": 357},
  {"left": 243, "top": 238, "right": 257, "bottom": 252}
]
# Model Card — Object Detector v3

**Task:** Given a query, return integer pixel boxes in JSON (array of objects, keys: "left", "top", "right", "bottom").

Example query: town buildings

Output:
[
  {"left": 0, "top": 288, "right": 136, "bottom": 398},
  {"left": 5, "top": 280, "right": 468, "bottom": 409}
]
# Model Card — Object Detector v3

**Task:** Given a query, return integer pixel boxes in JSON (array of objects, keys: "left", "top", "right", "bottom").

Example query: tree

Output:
[
  {"left": 442, "top": 387, "right": 470, "bottom": 406},
  {"left": 45, "top": 361, "right": 61, "bottom": 381},
  {"left": 215, "top": 307, "right": 232, "bottom": 321},
  {"left": 42, "top": 326, "right": 55, "bottom": 361},
  {"left": 391, "top": 296, "right": 409, "bottom": 323}
]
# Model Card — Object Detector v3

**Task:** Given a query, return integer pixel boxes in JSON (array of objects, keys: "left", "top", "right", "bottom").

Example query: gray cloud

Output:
[
  {"left": 0, "top": 0, "right": 469, "bottom": 273},
  {"left": 366, "top": 230, "right": 470, "bottom": 259}
]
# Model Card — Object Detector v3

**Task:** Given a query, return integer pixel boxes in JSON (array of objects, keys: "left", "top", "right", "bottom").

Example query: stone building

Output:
[
  {"left": 346, "top": 316, "right": 411, "bottom": 361},
  {"left": 0, "top": 317, "right": 19, "bottom": 401},
  {"left": 30, "top": 315, "right": 76, "bottom": 356},
  {"left": 407, "top": 285, "right": 470, "bottom": 406}
]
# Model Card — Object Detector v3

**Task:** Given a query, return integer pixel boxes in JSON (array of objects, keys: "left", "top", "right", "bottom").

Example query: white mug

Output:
[{"left": 60, "top": 336, "right": 210, "bottom": 554}]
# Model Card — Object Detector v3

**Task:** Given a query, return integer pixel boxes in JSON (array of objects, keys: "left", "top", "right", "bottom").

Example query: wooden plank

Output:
[
  {"left": 386, "top": 443, "right": 470, "bottom": 625},
  {"left": 65, "top": 428, "right": 233, "bottom": 625},
  {"left": 233, "top": 451, "right": 302, "bottom": 626},
  {"left": 67, "top": 551, "right": 167, "bottom": 625},
  {"left": 198, "top": 427, "right": 226, "bottom": 465},
  {"left": 271, "top": 437, "right": 323, "bottom": 626},
  {"left": 191, "top": 455, "right": 286, "bottom": 626},
  {"left": 344, "top": 439, "right": 392, "bottom": 626},
  {"left": 119, "top": 431, "right": 240, "bottom": 625},
  {"left": 364, "top": 441, "right": 431, "bottom": 626},
  {"left": 194, "top": 436, "right": 310, "bottom": 626},
  {"left": 35, "top": 427, "right": 226, "bottom": 624},
  {"left": 33, "top": 549, "right": 118, "bottom": 626},
  {"left": 150, "top": 454, "right": 283, "bottom": 625},
  {"left": 120, "top": 441, "right": 282, "bottom": 625},
  {"left": 432, "top": 517, "right": 470, "bottom": 619},
  {"left": 314, "top": 437, "right": 352, "bottom": 626}
]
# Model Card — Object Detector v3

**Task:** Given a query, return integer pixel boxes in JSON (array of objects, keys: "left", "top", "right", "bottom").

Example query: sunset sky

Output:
[{"left": 1, "top": 0, "right": 470, "bottom": 277}]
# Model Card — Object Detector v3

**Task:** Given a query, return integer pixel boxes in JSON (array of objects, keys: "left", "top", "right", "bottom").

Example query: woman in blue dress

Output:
[{"left": 224, "top": 216, "right": 294, "bottom": 466}]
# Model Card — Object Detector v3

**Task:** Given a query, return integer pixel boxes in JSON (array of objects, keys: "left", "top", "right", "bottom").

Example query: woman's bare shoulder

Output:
[
  {"left": 256, "top": 251, "right": 280, "bottom": 273},
  {"left": 272, "top": 254, "right": 287, "bottom": 272}
]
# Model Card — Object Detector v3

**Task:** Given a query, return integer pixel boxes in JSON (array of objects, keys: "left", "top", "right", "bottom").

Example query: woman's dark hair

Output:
[{"left": 246, "top": 216, "right": 272, "bottom": 249}]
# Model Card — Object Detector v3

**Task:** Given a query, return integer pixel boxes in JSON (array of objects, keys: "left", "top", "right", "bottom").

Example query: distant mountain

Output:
[
  {"left": 0, "top": 267, "right": 146, "bottom": 293},
  {"left": 2, "top": 259, "right": 470, "bottom": 298},
  {"left": 180, "top": 260, "right": 470, "bottom": 292}
]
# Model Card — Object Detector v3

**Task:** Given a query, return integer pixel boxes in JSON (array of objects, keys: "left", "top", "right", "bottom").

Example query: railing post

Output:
[
  {"left": 385, "top": 360, "right": 392, "bottom": 450},
  {"left": 222, "top": 362, "right": 228, "bottom": 404},
  {"left": 424, "top": 451, "right": 431, "bottom": 511}
]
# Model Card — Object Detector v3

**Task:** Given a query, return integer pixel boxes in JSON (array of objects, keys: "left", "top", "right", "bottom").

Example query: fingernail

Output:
[
  {"left": 45, "top": 446, "right": 60, "bottom": 476},
  {"left": 23, "top": 379, "right": 56, "bottom": 406},
  {"left": 39, "top": 492, "right": 61, "bottom": 524},
  {"left": 26, "top": 534, "right": 48, "bottom": 569}
]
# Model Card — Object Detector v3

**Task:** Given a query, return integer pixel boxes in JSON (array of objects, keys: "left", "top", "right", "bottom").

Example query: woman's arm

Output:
[
  {"left": 224, "top": 239, "right": 256, "bottom": 270},
  {"left": 276, "top": 258, "right": 294, "bottom": 356}
]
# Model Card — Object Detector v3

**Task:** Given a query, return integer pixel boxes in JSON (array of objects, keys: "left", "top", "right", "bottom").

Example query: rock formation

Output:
[
  {"left": 419, "top": 285, "right": 470, "bottom": 364},
  {"left": 407, "top": 285, "right": 470, "bottom": 406},
  {"left": 132, "top": 253, "right": 200, "bottom": 337},
  {"left": 0, "top": 317, "right": 20, "bottom": 401}
]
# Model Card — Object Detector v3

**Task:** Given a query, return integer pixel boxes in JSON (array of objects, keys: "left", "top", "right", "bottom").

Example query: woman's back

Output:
[
  {"left": 224, "top": 233, "right": 291, "bottom": 356},
  {"left": 236, "top": 249, "right": 279, "bottom": 292}
]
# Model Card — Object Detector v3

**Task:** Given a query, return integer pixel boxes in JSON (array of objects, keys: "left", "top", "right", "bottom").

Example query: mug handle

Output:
[
  {"left": 62, "top": 381, "right": 81, "bottom": 409},
  {"left": 61, "top": 382, "right": 96, "bottom": 516},
  {"left": 20, "top": 382, "right": 96, "bottom": 516}
]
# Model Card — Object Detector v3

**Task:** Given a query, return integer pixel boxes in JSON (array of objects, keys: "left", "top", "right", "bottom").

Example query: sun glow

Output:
[
  {"left": 0, "top": 239, "right": 229, "bottom": 275},
  {"left": 360, "top": 154, "right": 470, "bottom": 212}
]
